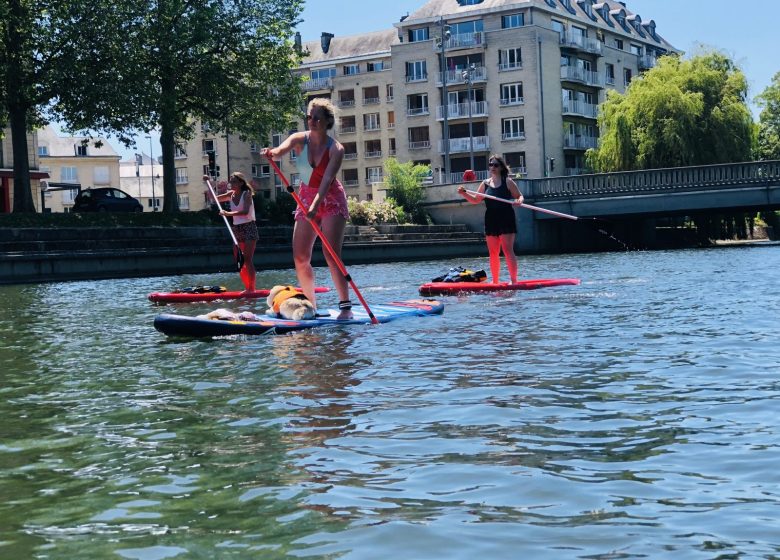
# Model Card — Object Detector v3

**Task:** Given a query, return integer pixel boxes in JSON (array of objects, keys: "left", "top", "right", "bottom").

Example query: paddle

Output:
[
  {"left": 264, "top": 156, "right": 380, "bottom": 324},
  {"left": 203, "top": 176, "right": 245, "bottom": 272}
]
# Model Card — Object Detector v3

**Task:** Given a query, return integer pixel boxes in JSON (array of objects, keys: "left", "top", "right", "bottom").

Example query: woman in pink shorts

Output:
[{"left": 261, "top": 98, "right": 352, "bottom": 318}]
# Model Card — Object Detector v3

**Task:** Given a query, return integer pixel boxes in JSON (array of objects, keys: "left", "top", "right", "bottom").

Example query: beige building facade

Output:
[
  {"left": 181, "top": 0, "right": 676, "bottom": 211},
  {"left": 0, "top": 127, "right": 48, "bottom": 213}
]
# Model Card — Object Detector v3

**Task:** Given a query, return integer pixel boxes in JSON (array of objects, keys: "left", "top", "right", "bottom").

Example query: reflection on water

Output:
[{"left": 1, "top": 246, "right": 780, "bottom": 558}]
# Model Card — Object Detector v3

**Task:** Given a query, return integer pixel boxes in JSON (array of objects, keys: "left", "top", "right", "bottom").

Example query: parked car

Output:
[{"left": 72, "top": 188, "right": 143, "bottom": 212}]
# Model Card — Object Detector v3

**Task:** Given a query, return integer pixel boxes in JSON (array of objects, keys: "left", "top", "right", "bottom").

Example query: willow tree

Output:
[
  {"left": 58, "top": 0, "right": 304, "bottom": 213},
  {"left": 384, "top": 157, "right": 431, "bottom": 224},
  {"left": 587, "top": 51, "right": 754, "bottom": 172},
  {"left": 755, "top": 71, "right": 780, "bottom": 160},
  {"left": 0, "top": 0, "right": 121, "bottom": 212}
]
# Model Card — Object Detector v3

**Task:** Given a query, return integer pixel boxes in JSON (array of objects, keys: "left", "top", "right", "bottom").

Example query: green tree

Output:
[
  {"left": 587, "top": 51, "right": 754, "bottom": 172},
  {"left": 383, "top": 157, "right": 431, "bottom": 224},
  {"left": 755, "top": 71, "right": 780, "bottom": 160},
  {"left": 58, "top": 0, "right": 304, "bottom": 213},
  {"left": 0, "top": 0, "right": 118, "bottom": 212}
]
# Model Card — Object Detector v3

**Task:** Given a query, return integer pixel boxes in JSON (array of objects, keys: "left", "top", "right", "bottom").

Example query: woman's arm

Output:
[
  {"left": 506, "top": 177, "right": 524, "bottom": 206},
  {"left": 261, "top": 131, "right": 305, "bottom": 159},
  {"left": 222, "top": 191, "right": 253, "bottom": 217}
]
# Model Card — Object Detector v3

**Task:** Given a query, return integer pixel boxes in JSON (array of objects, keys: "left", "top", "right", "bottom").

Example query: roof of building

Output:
[
  {"left": 401, "top": 0, "right": 675, "bottom": 50},
  {"left": 37, "top": 125, "right": 119, "bottom": 158},
  {"left": 301, "top": 28, "right": 398, "bottom": 65}
]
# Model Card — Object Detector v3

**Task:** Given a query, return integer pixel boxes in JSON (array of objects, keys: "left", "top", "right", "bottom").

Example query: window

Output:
[
  {"left": 498, "top": 48, "right": 522, "bottom": 70},
  {"left": 343, "top": 168, "right": 359, "bottom": 186},
  {"left": 363, "top": 113, "right": 380, "bottom": 131},
  {"left": 450, "top": 19, "right": 483, "bottom": 36},
  {"left": 623, "top": 68, "right": 632, "bottom": 86},
  {"left": 386, "top": 84, "right": 394, "bottom": 102},
  {"left": 614, "top": 38, "right": 624, "bottom": 50},
  {"left": 338, "top": 89, "right": 355, "bottom": 107},
  {"left": 271, "top": 133, "right": 282, "bottom": 147},
  {"left": 175, "top": 145, "right": 187, "bottom": 158},
  {"left": 62, "top": 188, "right": 78, "bottom": 205},
  {"left": 310, "top": 67, "right": 336, "bottom": 80},
  {"left": 389, "top": 138, "right": 396, "bottom": 156},
  {"left": 387, "top": 111, "right": 395, "bottom": 129},
  {"left": 605, "top": 63, "right": 615, "bottom": 85},
  {"left": 502, "top": 117, "right": 525, "bottom": 140},
  {"left": 502, "top": 13, "right": 524, "bottom": 29},
  {"left": 409, "top": 27, "right": 429, "bottom": 42},
  {"left": 252, "top": 163, "right": 270, "bottom": 177},
  {"left": 551, "top": 19, "right": 565, "bottom": 38},
  {"left": 407, "top": 93, "right": 429, "bottom": 116},
  {"left": 178, "top": 193, "right": 190, "bottom": 210},
  {"left": 504, "top": 151, "right": 526, "bottom": 174},
  {"left": 202, "top": 139, "right": 216, "bottom": 155},
  {"left": 61, "top": 166, "right": 78, "bottom": 182},
  {"left": 457, "top": 0, "right": 483, "bottom": 5},
  {"left": 366, "top": 166, "right": 383, "bottom": 184},
  {"left": 343, "top": 142, "right": 358, "bottom": 159},
  {"left": 630, "top": 44, "right": 642, "bottom": 56},
  {"left": 340, "top": 115, "right": 357, "bottom": 133},
  {"left": 363, "top": 86, "right": 380, "bottom": 105},
  {"left": 343, "top": 63, "right": 360, "bottom": 76},
  {"left": 75, "top": 144, "right": 87, "bottom": 156},
  {"left": 408, "top": 126, "right": 430, "bottom": 149},
  {"left": 367, "top": 61, "right": 385, "bottom": 72},
  {"left": 93, "top": 166, "right": 110, "bottom": 184},
  {"left": 290, "top": 173, "right": 301, "bottom": 186},
  {"left": 559, "top": 0, "right": 576, "bottom": 14},
  {"left": 406, "top": 60, "right": 427, "bottom": 82},
  {"left": 175, "top": 167, "right": 188, "bottom": 184},
  {"left": 500, "top": 82, "right": 524, "bottom": 105},
  {"left": 38, "top": 145, "right": 48, "bottom": 156},
  {"left": 365, "top": 139, "right": 382, "bottom": 158}
]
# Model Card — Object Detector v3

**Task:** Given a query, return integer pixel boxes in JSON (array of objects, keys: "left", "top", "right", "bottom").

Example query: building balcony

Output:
[
  {"left": 436, "top": 65, "right": 487, "bottom": 87},
  {"left": 436, "top": 101, "right": 488, "bottom": 120},
  {"left": 498, "top": 61, "right": 522, "bottom": 72},
  {"left": 560, "top": 66, "right": 603, "bottom": 87},
  {"left": 387, "top": 122, "right": 395, "bottom": 129},
  {"left": 302, "top": 77, "right": 333, "bottom": 91},
  {"left": 339, "top": 126, "right": 357, "bottom": 134},
  {"left": 638, "top": 54, "right": 657, "bottom": 70},
  {"left": 363, "top": 124, "right": 381, "bottom": 132},
  {"left": 344, "top": 152, "right": 358, "bottom": 160},
  {"left": 363, "top": 97, "right": 381, "bottom": 105},
  {"left": 338, "top": 99, "right": 355, "bottom": 108},
  {"left": 501, "top": 131, "right": 526, "bottom": 141},
  {"left": 439, "top": 31, "right": 485, "bottom": 51},
  {"left": 562, "top": 99, "right": 598, "bottom": 118},
  {"left": 563, "top": 134, "right": 598, "bottom": 150},
  {"left": 438, "top": 135, "right": 489, "bottom": 154},
  {"left": 409, "top": 140, "right": 431, "bottom": 150},
  {"left": 407, "top": 107, "right": 430, "bottom": 117},
  {"left": 405, "top": 74, "right": 428, "bottom": 83},
  {"left": 559, "top": 32, "right": 603, "bottom": 56},
  {"left": 499, "top": 97, "right": 524, "bottom": 107},
  {"left": 365, "top": 150, "right": 383, "bottom": 159},
  {"left": 343, "top": 179, "right": 359, "bottom": 187}
]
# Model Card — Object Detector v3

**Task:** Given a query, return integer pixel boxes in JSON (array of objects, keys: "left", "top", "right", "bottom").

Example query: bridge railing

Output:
[{"left": 528, "top": 160, "right": 780, "bottom": 200}]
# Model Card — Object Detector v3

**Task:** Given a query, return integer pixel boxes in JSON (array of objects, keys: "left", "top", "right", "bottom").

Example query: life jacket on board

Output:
[
  {"left": 432, "top": 267, "right": 488, "bottom": 283},
  {"left": 272, "top": 286, "right": 309, "bottom": 314}
]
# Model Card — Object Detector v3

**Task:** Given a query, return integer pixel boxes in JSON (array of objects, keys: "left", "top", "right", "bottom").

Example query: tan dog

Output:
[{"left": 266, "top": 285, "right": 316, "bottom": 321}]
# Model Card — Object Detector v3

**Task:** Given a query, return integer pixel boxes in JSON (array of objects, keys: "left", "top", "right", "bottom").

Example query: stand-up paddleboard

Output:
[
  {"left": 154, "top": 299, "right": 444, "bottom": 337},
  {"left": 148, "top": 286, "right": 329, "bottom": 303},
  {"left": 419, "top": 278, "right": 580, "bottom": 296}
]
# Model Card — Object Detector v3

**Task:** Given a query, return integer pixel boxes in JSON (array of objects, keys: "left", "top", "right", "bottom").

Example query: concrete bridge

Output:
[{"left": 425, "top": 160, "right": 780, "bottom": 252}]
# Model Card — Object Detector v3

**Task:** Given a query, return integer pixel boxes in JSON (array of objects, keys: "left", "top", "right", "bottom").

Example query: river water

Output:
[{"left": 1, "top": 244, "right": 779, "bottom": 559}]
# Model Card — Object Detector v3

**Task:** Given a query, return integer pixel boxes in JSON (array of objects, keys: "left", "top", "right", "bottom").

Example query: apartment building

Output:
[
  {"left": 182, "top": 0, "right": 676, "bottom": 211},
  {"left": 36, "top": 125, "right": 121, "bottom": 212},
  {"left": 1, "top": 127, "right": 49, "bottom": 213}
]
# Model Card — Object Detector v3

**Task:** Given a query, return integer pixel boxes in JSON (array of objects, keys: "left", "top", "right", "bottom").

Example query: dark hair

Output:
[
  {"left": 488, "top": 154, "right": 509, "bottom": 179},
  {"left": 229, "top": 172, "right": 253, "bottom": 194}
]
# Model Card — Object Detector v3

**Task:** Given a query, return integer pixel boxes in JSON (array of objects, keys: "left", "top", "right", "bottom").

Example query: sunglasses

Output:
[
  {"left": 488, "top": 162, "right": 500, "bottom": 167},
  {"left": 305, "top": 113, "right": 321, "bottom": 123}
]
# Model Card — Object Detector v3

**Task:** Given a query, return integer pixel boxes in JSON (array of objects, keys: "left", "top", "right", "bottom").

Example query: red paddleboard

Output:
[
  {"left": 419, "top": 278, "right": 580, "bottom": 296},
  {"left": 149, "top": 286, "right": 329, "bottom": 303}
]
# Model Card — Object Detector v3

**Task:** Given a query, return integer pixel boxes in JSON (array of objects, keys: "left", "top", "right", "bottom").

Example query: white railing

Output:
[
  {"left": 302, "top": 77, "right": 332, "bottom": 91},
  {"left": 387, "top": 122, "right": 395, "bottom": 129},
  {"left": 501, "top": 131, "right": 526, "bottom": 141},
  {"left": 436, "top": 65, "right": 487, "bottom": 86},
  {"left": 409, "top": 141, "right": 431, "bottom": 150},
  {"left": 365, "top": 150, "right": 382, "bottom": 159},
  {"left": 438, "top": 136, "right": 489, "bottom": 154},
  {"left": 562, "top": 99, "right": 598, "bottom": 118},
  {"left": 499, "top": 97, "right": 524, "bottom": 106},
  {"left": 405, "top": 74, "right": 428, "bottom": 83},
  {"left": 563, "top": 134, "right": 598, "bottom": 150},
  {"left": 560, "top": 32, "right": 602, "bottom": 55},
  {"left": 363, "top": 124, "right": 381, "bottom": 132},
  {"left": 442, "top": 31, "right": 485, "bottom": 50},
  {"left": 343, "top": 179, "right": 359, "bottom": 187},
  {"left": 561, "top": 66, "right": 603, "bottom": 87},
  {"left": 638, "top": 54, "right": 657, "bottom": 70},
  {"left": 407, "top": 107, "right": 430, "bottom": 117},
  {"left": 498, "top": 61, "right": 522, "bottom": 72},
  {"left": 363, "top": 97, "right": 381, "bottom": 105},
  {"left": 436, "top": 101, "right": 488, "bottom": 120},
  {"left": 339, "top": 126, "right": 356, "bottom": 134},
  {"left": 344, "top": 153, "right": 358, "bottom": 160},
  {"left": 338, "top": 99, "right": 355, "bottom": 108}
]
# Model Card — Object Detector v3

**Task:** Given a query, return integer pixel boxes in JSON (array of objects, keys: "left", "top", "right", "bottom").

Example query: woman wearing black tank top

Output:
[{"left": 458, "top": 155, "right": 524, "bottom": 283}]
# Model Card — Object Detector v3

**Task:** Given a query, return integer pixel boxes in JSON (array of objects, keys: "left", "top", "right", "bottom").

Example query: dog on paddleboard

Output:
[{"left": 266, "top": 285, "right": 316, "bottom": 321}]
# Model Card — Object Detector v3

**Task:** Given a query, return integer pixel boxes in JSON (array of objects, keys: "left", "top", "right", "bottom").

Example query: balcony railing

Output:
[
  {"left": 560, "top": 66, "right": 603, "bottom": 87},
  {"left": 365, "top": 150, "right": 382, "bottom": 159},
  {"left": 559, "top": 32, "right": 603, "bottom": 56},
  {"left": 441, "top": 31, "right": 485, "bottom": 50},
  {"left": 499, "top": 97, "right": 524, "bottom": 106},
  {"left": 436, "top": 101, "right": 488, "bottom": 120},
  {"left": 302, "top": 77, "right": 332, "bottom": 91},
  {"left": 387, "top": 122, "right": 395, "bottom": 129},
  {"left": 498, "top": 61, "right": 522, "bottom": 72},
  {"left": 344, "top": 152, "right": 358, "bottom": 160},
  {"left": 363, "top": 124, "right": 381, "bottom": 132},
  {"left": 436, "top": 65, "right": 487, "bottom": 86},
  {"left": 343, "top": 179, "right": 359, "bottom": 187},
  {"left": 501, "top": 131, "right": 526, "bottom": 141},
  {"left": 407, "top": 107, "right": 430, "bottom": 117},
  {"left": 338, "top": 99, "right": 355, "bottom": 108},
  {"left": 405, "top": 74, "right": 428, "bottom": 83},
  {"left": 638, "top": 54, "right": 657, "bottom": 70},
  {"left": 563, "top": 134, "right": 598, "bottom": 150},
  {"left": 438, "top": 135, "right": 489, "bottom": 154},
  {"left": 339, "top": 126, "right": 356, "bottom": 134},
  {"left": 562, "top": 99, "right": 598, "bottom": 118},
  {"left": 409, "top": 140, "right": 431, "bottom": 150},
  {"left": 363, "top": 97, "right": 381, "bottom": 105}
]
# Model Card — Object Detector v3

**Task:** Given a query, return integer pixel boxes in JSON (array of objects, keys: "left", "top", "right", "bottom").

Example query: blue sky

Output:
[{"left": 114, "top": 0, "right": 779, "bottom": 159}]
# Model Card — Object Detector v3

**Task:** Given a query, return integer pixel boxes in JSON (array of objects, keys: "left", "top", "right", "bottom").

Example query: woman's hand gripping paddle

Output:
[
  {"left": 264, "top": 156, "right": 380, "bottom": 324},
  {"left": 203, "top": 176, "right": 245, "bottom": 271}
]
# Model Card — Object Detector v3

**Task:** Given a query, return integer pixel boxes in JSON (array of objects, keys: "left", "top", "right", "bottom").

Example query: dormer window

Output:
[
  {"left": 457, "top": 0, "right": 483, "bottom": 5},
  {"left": 643, "top": 19, "right": 660, "bottom": 42},
  {"left": 559, "top": 0, "right": 576, "bottom": 15},
  {"left": 611, "top": 8, "right": 630, "bottom": 32},
  {"left": 577, "top": 0, "right": 597, "bottom": 21},
  {"left": 544, "top": 0, "right": 557, "bottom": 7},
  {"left": 627, "top": 15, "right": 646, "bottom": 38},
  {"left": 75, "top": 144, "right": 87, "bottom": 157},
  {"left": 594, "top": 3, "right": 614, "bottom": 26}
]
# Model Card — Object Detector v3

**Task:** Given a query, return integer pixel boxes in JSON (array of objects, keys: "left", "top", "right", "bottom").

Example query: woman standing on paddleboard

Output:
[
  {"left": 260, "top": 98, "right": 352, "bottom": 319},
  {"left": 458, "top": 155, "right": 524, "bottom": 284},
  {"left": 213, "top": 172, "right": 257, "bottom": 293}
]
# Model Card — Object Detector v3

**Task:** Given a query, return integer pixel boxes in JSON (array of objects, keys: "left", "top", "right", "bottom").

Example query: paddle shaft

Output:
[
  {"left": 463, "top": 189, "right": 579, "bottom": 221},
  {"left": 204, "top": 178, "right": 244, "bottom": 247},
  {"left": 265, "top": 156, "right": 379, "bottom": 324}
]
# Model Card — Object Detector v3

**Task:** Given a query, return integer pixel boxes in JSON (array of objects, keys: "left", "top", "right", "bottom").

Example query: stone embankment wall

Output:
[{"left": 0, "top": 225, "right": 485, "bottom": 284}]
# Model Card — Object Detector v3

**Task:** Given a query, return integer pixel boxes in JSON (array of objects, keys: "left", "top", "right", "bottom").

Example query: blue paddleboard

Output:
[{"left": 154, "top": 299, "right": 444, "bottom": 337}]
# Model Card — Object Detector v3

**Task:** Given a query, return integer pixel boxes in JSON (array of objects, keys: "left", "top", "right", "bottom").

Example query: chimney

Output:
[
  {"left": 294, "top": 31, "right": 302, "bottom": 51},
  {"left": 321, "top": 32, "right": 334, "bottom": 54}
]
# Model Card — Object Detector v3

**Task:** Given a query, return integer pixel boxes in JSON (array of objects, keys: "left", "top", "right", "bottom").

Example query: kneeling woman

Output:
[
  {"left": 215, "top": 172, "right": 257, "bottom": 293},
  {"left": 458, "top": 155, "right": 524, "bottom": 284}
]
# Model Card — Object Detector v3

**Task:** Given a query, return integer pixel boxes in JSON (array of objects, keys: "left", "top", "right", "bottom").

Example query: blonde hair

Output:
[
  {"left": 308, "top": 98, "right": 337, "bottom": 130},
  {"left": 229, "top": 171, "right": 254, "bottom": 194}
]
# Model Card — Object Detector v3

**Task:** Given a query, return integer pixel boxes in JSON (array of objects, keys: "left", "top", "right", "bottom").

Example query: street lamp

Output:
[
  {"left": 435, "top": 17, "right": 451, "bottom": 183},
  {"left": 461, "top": 62, "right": 477, "bottom": 173},
  {"left": 146, "top": 135, "right": 157, "bottom": 211}
]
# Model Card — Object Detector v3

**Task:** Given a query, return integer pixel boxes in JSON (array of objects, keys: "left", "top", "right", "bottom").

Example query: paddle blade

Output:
[
  {"left": 235, "top": 248, "right": 245, "bottom": 271},
  {"left": 462, "top": 169, "right": 477, "bottom": 182}
]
